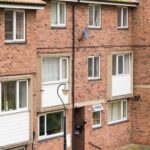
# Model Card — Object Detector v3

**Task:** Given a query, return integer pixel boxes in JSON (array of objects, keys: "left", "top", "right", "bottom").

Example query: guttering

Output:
[
  {"left": 0, "top": 1, "right": 46, "bottom": 9},
  {"left": 58, "top": 0, "right": 138, "bottom": 7}
]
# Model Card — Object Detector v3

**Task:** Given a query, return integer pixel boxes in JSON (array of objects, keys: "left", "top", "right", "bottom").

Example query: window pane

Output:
[
  {"left": 94, "top": 5, "right": 100, "bottom": 26},
  {"left": 46, "top": 112, "right": 63, "bottom": 135},
  {"left": 89, "top": 5, "right": 94, "bottom": 26},
  {"left": 88, "top": 58, "right": 93, "bottom": 77},
  {"left": 112, "top": 55, "right": 116, "bottom": 75},
  {"left": 117, "top": 7, "right": 122, "bottom": 27},
  {"left": 52, "top": 3, "right": 58, "bottom": 25},
  {"left": 42, "top": 58, "right": 59, "bottom": 82},
  {"left": 109, "top": 101, "right": 121, "bottom": 122},
  {"left": 5, "top": 10, "right": 13, "bottom": 40},
  {"left": 16, "top": 11, "right": 24, "bottom": 40},
  {"left": 123, "top": 8, "right": 128, "bottom": 27},
  {"left": 93, "top": 111, "right": 100, "bottom": 125},
  {"left": 94, "top": 57, "right": 99, "bottom": 77},
  {"left": 59, "top": 3, "right": 65, "bottom": 24},
  {"left": 124, "top": 54, "right": 130, "bottom": 74},
  {"left": 123, "top": 101, "right": 127, "bottom": 118},
  {"left": 61, "top": 59, "right": 67, "bottom": 80},
  {"left": 39, "top": 116, "right": 45, "bottom": 136},
  {"left": 19, "top": 81, "right": 27, "bottom": 108},
  {"left": 118, "top": 55, "right": 123, "bottom": 74},
  {"left": 2, "top": 81, "right": 16, "bottom": 111}
]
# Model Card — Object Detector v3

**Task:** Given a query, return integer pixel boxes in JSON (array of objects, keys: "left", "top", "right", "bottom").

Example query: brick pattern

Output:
[{"left": 0, "top": 0, "right": 149, "bottom": 150}]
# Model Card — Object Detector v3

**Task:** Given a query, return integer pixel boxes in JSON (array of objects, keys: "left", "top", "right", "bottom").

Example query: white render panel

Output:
[
  {"left": 112, "top": 75, "right": 131, "bottom": 97},
  {"left": 42, "top": 82, "right": 69, "bottom": 107},
  {"left": 0, "top": 111, "right": 30, "bottom": 146}
]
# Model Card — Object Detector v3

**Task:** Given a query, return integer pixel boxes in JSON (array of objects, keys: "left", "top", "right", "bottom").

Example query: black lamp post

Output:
[{"left": 57, "top": 83, "right": 69, "bottom": 150}]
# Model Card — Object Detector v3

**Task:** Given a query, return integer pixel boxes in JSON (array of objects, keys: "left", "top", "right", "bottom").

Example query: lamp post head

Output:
[{"left": 62, "top": 85, "right": 69, "bottom": 96}]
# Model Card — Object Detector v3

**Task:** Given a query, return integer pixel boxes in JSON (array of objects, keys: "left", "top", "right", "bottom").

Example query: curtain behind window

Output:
[
  {"left": 16, "top": 11, "right": 24, "bottom": 40},
  {"left": 52, "top": 2, "right": 57, "bottom": 25},
  {"left": 5, "top": 10, "right": 13, "bottom": 40},
  {"left": 42, "top": 58, "right": 59, "bottom": 82}
]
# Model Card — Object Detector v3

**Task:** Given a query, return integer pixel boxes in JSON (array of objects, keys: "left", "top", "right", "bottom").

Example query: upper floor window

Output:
[
  {"left": 42, "top": 57, "right": 68, "bottom": 83},
  {"left": 88, "top": 56, "right": 100, "bottom": 80},
  {"left": 89, "top": 4, "right": 101, "bottom": 28},
  {"left": 108, "top": 100, "right": 127, "bottom": 124},
  {"left": 112, "top": 54, "right": 131, "bottom": 76},
  {"left": 39, "top": 111, "right": 63, "bottom": 140},
  {"left": 117, "top": 7, "right": 128, "bottom": 28},
  {"left": 5, "top": 10, "right": 25, "bottom": 42},
  {"left": 51, "top": 2, "right": 66, "bottom": 27},
  {"left": 0, "top": 80, "right": 28, "bottom": 113}
]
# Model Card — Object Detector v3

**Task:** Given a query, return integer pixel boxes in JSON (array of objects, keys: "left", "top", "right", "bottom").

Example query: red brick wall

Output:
[{"left": 35, "top": 1, "right": 134, "bottom": 150}]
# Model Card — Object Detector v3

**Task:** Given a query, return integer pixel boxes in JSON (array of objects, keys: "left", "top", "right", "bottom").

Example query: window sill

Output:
[
  {"left": 88, "top": 26, "right": 101, "bottom": 30},
  {"left": 5, "top": 40, "right": 26, "bottom": 44},
  {"left": 117, "top": 27, "right": 129, "bottom": 30},
  {"left": 92, "top": 125, "right": 102, "bottom": 130},
  {"left": 51, "top": 25, "right": 66, "bottom": 29},
  {"left": 108, "top": 119, "right": 128, "bottom": 126},
  {"left": 88, "top": 77, "right": 101, "bottom": 81},
  {"left": 42, "top": 80, "right": 69, "bottom": 85},
  {"left": 38, "top": 132, "right": 63, "bottom": 143}
]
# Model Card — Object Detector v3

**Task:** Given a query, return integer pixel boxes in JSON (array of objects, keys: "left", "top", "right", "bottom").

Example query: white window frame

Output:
[
  {"left": 0, "top": 80, "right": 28, "bottom": 115},
  {"left": 92, "top": 104, "right": 103, "bottom": 128},
  {"left": 5, "top": 9, "right": 25, "bottom": 43},
  {"left": 108, "top": 100, "right": 128, "bottom": 125},
  {"left": 38, "top": 111, "right": 64, "bottom": 140},
  {"left": 88, "top": 4, "right": 101, "bottom": 28},
  {"left": 117, "top": 7, "right": 128, "bottom": 29},
  {"left": 112, "top": 54, "right": 131, "bottom": 76},
  {"left": 42, "top": 57, "right": 68, "bottom": 85},
  {"left": 51, "top": 2, "right": 66, "bottom": 27},
  {"left": 88, "top": 56, "right": 100, "bottom": 80}
]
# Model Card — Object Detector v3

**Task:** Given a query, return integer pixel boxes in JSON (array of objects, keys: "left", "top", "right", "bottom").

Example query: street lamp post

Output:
[{"left": 57, "top": 83, "right": 69, "bottom": 150}]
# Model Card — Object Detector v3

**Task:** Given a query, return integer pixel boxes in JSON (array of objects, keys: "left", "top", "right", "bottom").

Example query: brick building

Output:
[{"left": 0, "top": 0, "right": 149, "bottom": 150}]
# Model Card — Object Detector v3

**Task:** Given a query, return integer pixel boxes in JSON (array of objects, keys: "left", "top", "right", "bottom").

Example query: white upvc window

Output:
[
  {"left": 38, "top": 111, "right": 64, "bottom": 140},
  {"left": 51, "top": 2, "right": 66, "bottom": 27},
  {"left": 88, "top": 56, "right": 100, "bottom": 80},
  {"left": 112, "top": 54, "right": 130, "bottom": 76},
  {"left": 5, "top": 10, "right": 25, "bottom": 42},
  {"left": 108, "top": 100, "right": 127, "bottom": 124},
  {"left": 92, "top": 104, "right": 103, "bottom": 128},
  {"left": 0, "top": 80, "right": 28, "bottom": 113},
  {"left": 89, "top": 4, "right": 101, "bottom": 28},
  {"left": 42, "top": 57, "right": 68, "bottom": 84},
  {"left": 117, "top": 7, "right": 128, "bottom": 28}
]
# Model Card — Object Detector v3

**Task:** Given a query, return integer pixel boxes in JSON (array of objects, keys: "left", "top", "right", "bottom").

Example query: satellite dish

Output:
[{"left": 82, "top": 27, "right": 90, "bottom": 39}]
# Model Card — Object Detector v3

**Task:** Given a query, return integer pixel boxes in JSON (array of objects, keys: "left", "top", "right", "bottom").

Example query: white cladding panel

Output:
[
  {"left": 112, "top": 75, "right": 131, "bottom": 97},
  {"left": 0, "top": 111, "right": 30, "bottom": 146},
  {"left": 42, "top": 83, "right": 69, "bottom": 107}
]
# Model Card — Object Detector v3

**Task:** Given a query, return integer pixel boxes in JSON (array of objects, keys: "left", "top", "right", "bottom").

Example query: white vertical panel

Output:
[
  {"left": 42, "top": 82, "right": 69, "bottom": 108},
  {"left": 112, "top": 75, "right": 131, "bottom": 97},
  {"left": 0, "top": 111, "right": 30, "bottom": 146}
]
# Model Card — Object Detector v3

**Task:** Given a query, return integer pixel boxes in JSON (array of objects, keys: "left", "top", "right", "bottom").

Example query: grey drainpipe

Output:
[{"left": 72, "top": 0, "right": 80, "bottom": 150}]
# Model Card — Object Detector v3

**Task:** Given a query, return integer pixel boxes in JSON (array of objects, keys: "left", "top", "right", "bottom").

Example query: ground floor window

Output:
[
  {"left": 39, "top": 111, "right": 64, "bottom": 140},
  {"left": 92, "top": 104, "right": 103, "bottom": 128},
  {"left": 108, "top": 100, "right": 127, "bottom": 124}
]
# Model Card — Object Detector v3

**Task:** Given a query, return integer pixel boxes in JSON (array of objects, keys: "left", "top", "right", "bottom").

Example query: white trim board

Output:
[
  {"left": 57, "top": 0, "right": 138, "bottom": 7},
  {"left": 0, "top": 4, "right": 45, "bottom": 9}
]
